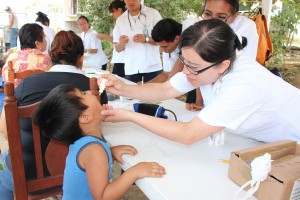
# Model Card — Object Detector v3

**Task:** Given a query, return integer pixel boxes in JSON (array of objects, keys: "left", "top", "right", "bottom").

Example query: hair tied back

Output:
[
  {"left": 235, "top": 33, "right": 247, "bottom": 50},
  {"left": 36, "top": 11, "right": 47, "bottom": 17}
]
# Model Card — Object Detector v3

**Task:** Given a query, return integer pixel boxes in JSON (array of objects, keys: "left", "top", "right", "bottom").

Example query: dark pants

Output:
[
  {"left": 112, "top": 63, "right": 125, "bottom": 78},
  {"left": 125, "top": 70, "right": 162, "bottom": 83},
  {"left": 102, "top": 64, "right": 107, "bottom": 71},
  {"left": 186, "top": 89, "right": 196, "bottom": 103}
]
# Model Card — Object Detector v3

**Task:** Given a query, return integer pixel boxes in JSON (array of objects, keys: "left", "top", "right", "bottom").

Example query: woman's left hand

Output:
[
  {"left": 110, "top": 145, "right": 137, "bottom": 164},
  {"left": 101, "top": 108, "right": 135, "bottom": 123}
]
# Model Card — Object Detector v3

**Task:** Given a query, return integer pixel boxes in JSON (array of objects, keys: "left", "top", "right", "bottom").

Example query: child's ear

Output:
[{"left": 79, "top": 113, "right": 93, "bottom": 124}]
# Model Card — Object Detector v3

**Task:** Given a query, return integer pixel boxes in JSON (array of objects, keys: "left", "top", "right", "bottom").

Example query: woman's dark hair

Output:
[
  {"left": 108, "top": 0, "right": 126, "bottom": 13},
  {"left": 19, "top": 23, "right": 44, "bottom": 50},
  {"left": 50, "top": 30, "right": 84, "bottom": 67},
  {"left": 77, "top": 15, "right": 89, "bottom": 23},
  {"left": 34, "top": 84, "right": 87, "bottom": 144},
  {"left": 152, "top": 18, "right": 182, "bottom": 43},
  {"left": 179, "top": 19, "right": 247, "bottom": 65},
  {"left": 204, "top": 0, "right": 239, "bottom": 14},
  {"left": 36, "top": 11, "right": 50, "bottom": 26}
]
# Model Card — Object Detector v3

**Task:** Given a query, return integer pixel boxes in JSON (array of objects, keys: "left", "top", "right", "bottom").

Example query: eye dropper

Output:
[{"left": 99, "top": 78, "right": 108, "bottom": 95}]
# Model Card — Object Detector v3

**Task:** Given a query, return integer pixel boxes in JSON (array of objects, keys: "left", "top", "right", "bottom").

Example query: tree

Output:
[
  {"left": 270, "top": 0, "right": 300, "bottom": 63},
  {"left": 78, "top": 0, "right": 202, "bottom": 34},
  {"left": 78, "top": 0, "right": 114, "bottom": 35}
]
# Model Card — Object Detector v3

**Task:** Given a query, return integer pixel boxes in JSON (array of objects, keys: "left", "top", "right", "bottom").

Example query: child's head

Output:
[{"left": 34, "top": 84, "right": 103, "bottom": 144}]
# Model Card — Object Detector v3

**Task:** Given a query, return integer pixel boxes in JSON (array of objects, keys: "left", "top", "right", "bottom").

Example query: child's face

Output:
[{"left": 75, "top": 89, "right": 103, "bottom": 121}]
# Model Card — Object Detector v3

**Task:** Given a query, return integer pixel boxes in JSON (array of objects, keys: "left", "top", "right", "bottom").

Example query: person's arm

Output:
[
  {"left": 84, "top": 49, "right": 98, "bottom": 54},
  {"left": 146, "top": 56, "right": 184, "bottom": 84},
  {"left": 97, "top": 34, "right": 113, "bottom": 43},
  {"left": 85, "top": 33, "right": 102, "bottom": 54},
  {"left": 99, "top": 74, "right": 182, "bottom": 101},
  {"left": 82, "top": 143, "right": 165, "bottom": 200},
  {"left": 113, "top": 22, "right": 127, "bottom": 52},
  {"left": 0, "top": 108, "right": 7, "bottom": 140},
  {"left": 132, "top": 34, "right": 156, "bottom": 45},
  {"left": 115, "top": 35, "right": 129, "bottom": 52},
  {"left": 101, "top": 108, "right": 224, "bottom": 145},
  {"left": 145, "top": 71, "right": 169, "bottom": 83}
]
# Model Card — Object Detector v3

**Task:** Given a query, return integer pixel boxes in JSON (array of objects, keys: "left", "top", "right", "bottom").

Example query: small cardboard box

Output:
[{"left": 228, "top": 140, "right": 300, "bottom": 200}]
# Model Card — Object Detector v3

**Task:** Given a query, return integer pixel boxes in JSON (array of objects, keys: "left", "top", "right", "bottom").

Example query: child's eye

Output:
[{"left": 83, "top": 91, "right": 86, "bottom": 95}]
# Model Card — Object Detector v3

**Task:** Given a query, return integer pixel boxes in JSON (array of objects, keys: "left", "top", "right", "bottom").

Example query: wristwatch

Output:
[{"left": 145, "top": 36, "right": 149, "bottom": 43}]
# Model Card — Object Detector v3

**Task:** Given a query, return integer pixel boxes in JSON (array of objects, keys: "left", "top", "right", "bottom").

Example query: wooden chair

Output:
[
  {"left": 4, "top": 81, "right": 63, "bottom": 200},
  {"left": 7, "top": 60, "right": 45, "bottom": 85},
  {"left": 4, "top": 78, "right": 100, "bottom": 199}
]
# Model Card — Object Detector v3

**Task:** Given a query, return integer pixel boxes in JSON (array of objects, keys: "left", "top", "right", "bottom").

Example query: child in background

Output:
[{"left": 34, "top": 84, "right": 165, "bottom": 200}]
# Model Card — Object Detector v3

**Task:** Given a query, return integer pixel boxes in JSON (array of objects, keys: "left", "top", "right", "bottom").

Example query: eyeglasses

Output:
[
  {"left": 179, "top": 56, "right": 220, "bottom": 75},
  {"left": 201, "top": 11, "right": 235, "bottom": 23}
]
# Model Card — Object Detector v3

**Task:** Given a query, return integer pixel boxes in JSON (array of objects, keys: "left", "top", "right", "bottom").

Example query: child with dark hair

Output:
[{"left": 34, "top": 84, "right": 165, "bottom": 200}]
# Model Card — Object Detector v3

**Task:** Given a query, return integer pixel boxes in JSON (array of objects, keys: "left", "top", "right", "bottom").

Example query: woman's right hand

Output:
[
  {"left": 98, "top": 74, "right": 126, "bottom": 96},
  {"left": 131, "top": 162, "right": 166, "bottom": 179}
]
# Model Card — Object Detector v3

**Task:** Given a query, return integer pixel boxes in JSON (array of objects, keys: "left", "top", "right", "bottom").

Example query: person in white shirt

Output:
[
  {"left": 98, "top": 19, "right": 300, "bottom": 144},
  {"left": 201, "top": 0, "right": 258, "bottom": 60},
  {"left": 35, "top": 11, "right": 55, "bottom": 54},
  {"left": 97, "top": 0, "right": 127, "bottom": 78},
  {"left": 77, "top": 16, "right": 108, "bottom": 70},
  {"left": 113, "top": 0, "right": 162, "bottom": 83},
  {"left": 5, "top": 6, "right": 18, "bottom": 48},
  {"left": 151, "top": 18, "right": 203, "bottom": 111}
]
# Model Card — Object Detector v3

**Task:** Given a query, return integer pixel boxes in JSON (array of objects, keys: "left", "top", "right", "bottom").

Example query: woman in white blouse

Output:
[
  {"left": 98, "top": 19, "right": 300, "bottom": 144},
  {"left": 77, "top": 15, "right": 108, "bottom": 70}
]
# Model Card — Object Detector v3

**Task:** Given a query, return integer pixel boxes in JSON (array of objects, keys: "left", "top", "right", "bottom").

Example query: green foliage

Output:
[
  {"left": 78, "top": 0, "right": 203, "bottom": 34},
  {"left": 145, "top": 0, "right": 202, "bottom": 21},
  {"left": 78, "top": 0, "right": 300, "bottom": 64},
  {"left": 101, "top": 39, "right": 112, "bottom": 51},
  {"left": 78, "top": 0, "right": 114, "bottom": 34},
  {"left": 270, "top": 0, "right": 300, "bottom": 63}
]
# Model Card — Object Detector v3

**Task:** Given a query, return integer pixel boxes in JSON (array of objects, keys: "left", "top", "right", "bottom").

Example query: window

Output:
[{"left": 72, "top": 0, "right": 78, "bottom": 15}]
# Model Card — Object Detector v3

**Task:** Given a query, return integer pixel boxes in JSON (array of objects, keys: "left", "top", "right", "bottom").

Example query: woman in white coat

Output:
[
  {"left": 98, "top": 19, "right": 300, "bottom": 144},
  {"left": 77, "top": 15, "right": 108, "bottom": 70}
]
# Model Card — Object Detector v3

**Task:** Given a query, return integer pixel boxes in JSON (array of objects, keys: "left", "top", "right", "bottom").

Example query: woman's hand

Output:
[
  {"left": 98, "top": 74, "right": 127, "bottom": 96},
  {"left": 101, "top": 108, "right": 135, "bottom": 123},
  {"left": 111, "top": 145, "right": 137, "bottom": 164}
]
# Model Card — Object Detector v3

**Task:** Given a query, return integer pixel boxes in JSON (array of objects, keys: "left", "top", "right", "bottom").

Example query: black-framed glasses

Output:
[
  {"left": 201, "top": 11, "right": 235, "bottom": 23},
  {"left": 179, "top": 56, "right": 220, "bottom": 75}
]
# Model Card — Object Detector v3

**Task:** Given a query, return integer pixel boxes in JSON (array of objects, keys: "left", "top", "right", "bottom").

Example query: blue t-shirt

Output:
[{"left": 62, "top": 135, "right": 113, "bottom": 200}]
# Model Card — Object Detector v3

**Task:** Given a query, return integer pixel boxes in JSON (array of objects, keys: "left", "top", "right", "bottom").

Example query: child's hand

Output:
[
  {"left": 111, "top": 145, "right": 137, "bottom": 164},
  {"left": 132, "top": 162, "right": 166, "bottom": 179}
]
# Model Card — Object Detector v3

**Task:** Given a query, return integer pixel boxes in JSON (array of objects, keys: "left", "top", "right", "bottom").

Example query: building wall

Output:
[{"left": 64, "top": 0, "right": 80, "bottom": 33}]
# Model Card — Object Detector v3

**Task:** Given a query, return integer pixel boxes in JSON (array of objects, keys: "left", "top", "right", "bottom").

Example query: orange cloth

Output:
[{"left": 2, "top": 48, "right": 52, "bottom": 87}]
